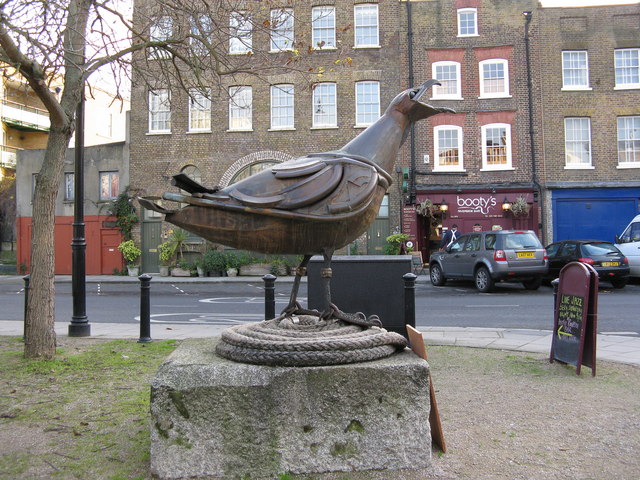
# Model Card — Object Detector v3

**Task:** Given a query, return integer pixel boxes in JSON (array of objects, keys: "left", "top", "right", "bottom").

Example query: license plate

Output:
[
  {"left": 516, "top": 251, "right": 535, "bottom": 258},
  {"left": 601, "top": 261, "right": 619, "bottom": 267}
]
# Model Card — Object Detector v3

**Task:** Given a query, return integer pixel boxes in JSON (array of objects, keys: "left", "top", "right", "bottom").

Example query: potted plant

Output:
[
  {"left": 117, "top": 239, "right": 142, "bottom": 276},
  {"left": 511, "top": 196, "right": 530, "bottom": 217},
  {"left": 157, "top": 241, "right": 176, "bottom": 276},
  {"left": 383, "top": 233, "right": 411, "bottom": 255},
  {"left": 202, "top": 249, "right": 227, "bottom": 277},
  {"left": 224, "top": 252, "right": 241, "bottom": 277}
]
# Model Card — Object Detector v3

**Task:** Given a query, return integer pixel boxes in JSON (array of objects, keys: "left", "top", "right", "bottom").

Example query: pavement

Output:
[{"left": 1, "top": 274, "right": 639, "bottom": 367}]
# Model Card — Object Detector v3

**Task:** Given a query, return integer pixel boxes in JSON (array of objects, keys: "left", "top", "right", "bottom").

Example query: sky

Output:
[{"left": 540, "top": 0, "right": 639, "bottom": 6}]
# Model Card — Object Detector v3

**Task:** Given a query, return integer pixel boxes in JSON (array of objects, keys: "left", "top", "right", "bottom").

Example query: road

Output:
[{"left": 0, "top": 277, "right": 638, "bottom": 335}]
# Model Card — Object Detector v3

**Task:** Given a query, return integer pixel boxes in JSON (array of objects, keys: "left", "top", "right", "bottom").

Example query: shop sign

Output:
[{"left": 455, "top": 195, "right": 498, "bottom": 216}]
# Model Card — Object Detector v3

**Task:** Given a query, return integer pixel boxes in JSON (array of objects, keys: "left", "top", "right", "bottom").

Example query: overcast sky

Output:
[{"left": 540, "top": 0, "right": 639, "bottom": 6}]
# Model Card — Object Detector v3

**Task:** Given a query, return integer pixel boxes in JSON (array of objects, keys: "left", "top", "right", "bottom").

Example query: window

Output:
[
  {"left": 149, "top": 16, "right": 172, "bottom": 59},
  {"left": 230, "top": 161, "right": 277, "bottom": 184},
  {"left": 432, "top": 62, "right": 461, "bottom": 99},
  {"left": 229, "top": 86, "right": 252, "bottom": 130},
  {"left": 457, "top": 8, "right": 478, "bottom": 37},
  {"left": 312, "top": 6, "right": 335, "bottom": 49},
  {"left": 312, "top": 83, "right": 337, "bottom": 127},
  {"left": 564, "top": 117, "right": 592, "bottom": 168},
  {"left": 562, "top": 51, "right": 590, "bottom": 90},
  {"left": 355, "top": 81, "right": 380, "bottom": 126},
  {"left": 229, "top": 11, "right": 252, "bottom": 54},
  {"left": 99, "top": 171, "right": 119, "bottom": 201},
  {"left": 377, "top": 195, "right": 389, "bottom": 218},
  {"left": 615, "top": 48, "right": 640, "bottom": 89},
  {"left": 148, "top": 89, "right": 171, "bottom": 133},
  {"left": 479, "top": 59, "right": 509, "bottom": 98},
  {"left": 617, "top": 116, "right": 640, "bottom": 167},
  {"left": 270, "top": 8, "right": 294, "bottom": 52},
  {"left": 270, "top": 84, "right": 294, "bottom": 130},
  {"left": 189, "top": 14, "right": 212, "bottom": 56},
  {"left": 64, "top": 173, "right": 74, "bottom": 201},
  {"left": 354, "top": 4, "right": 379, "bottom": 48},
  {"left": 188, "top": 88, "right": 211, "bottom": 132},
  {"left": 434, "top": 126, "right": 464, "bottom": 171},
  {"left": 464, "top": 234, "right": 481, "bottom": 252},
  {"left": 481, "top": 123, "right": 512, "bottom": 170}
]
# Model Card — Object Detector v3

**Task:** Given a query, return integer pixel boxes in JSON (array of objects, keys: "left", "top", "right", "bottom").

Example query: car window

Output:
[
  {"left": 485, "top": 234, "right": 496, "bottom": 250},
  {"left": 545, "top": 243, "right": 562, "bottom": 258},
  {"left": 560, "top": 243, "right": 577, "bottom": 257},
  {"left": 582, "top": 242, "right": 620, "bottom": 256},
  {"left": 449, "top": 236, "right": 465, "bottom": 253},
  {"left": 464, "top": 234, "right": 481, "bottom": 251},
  {"left": 504, "top": 233, "right": 541, "bottom": 249},
  {"left": 620, "top": 222, "right": 640, "bottom": 243}
]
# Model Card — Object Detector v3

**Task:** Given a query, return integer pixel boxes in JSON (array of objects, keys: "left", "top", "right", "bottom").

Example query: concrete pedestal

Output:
[{"left": 150, "top": 338, "right": 432, "bottom": 479}]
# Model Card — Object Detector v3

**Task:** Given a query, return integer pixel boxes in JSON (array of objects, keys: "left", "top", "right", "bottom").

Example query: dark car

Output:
[
  {"left": 544, "top": 240, "right": 630, "bottom": 289},
  {"left": 429, "top": 230, "right": 548, "bottom": 292}
]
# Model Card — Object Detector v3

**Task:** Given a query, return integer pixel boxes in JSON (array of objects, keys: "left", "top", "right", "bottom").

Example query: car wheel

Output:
[
  {"left": 430, "top": 264, "right": 446, "bottom": 286},
  {"left": 611, "top": 278, "right": 628, "bottom": 289},
  {"left": 522, "top": 278, "right": 542, "bottom": 290},
  {"left": 474, "top": 266, "right": 494, "bottom": 293}
]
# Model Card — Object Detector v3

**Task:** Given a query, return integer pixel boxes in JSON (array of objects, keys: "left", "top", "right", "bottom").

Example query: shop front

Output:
[{"left": 402, "top": 189, "right": 539, "bottom": 262}]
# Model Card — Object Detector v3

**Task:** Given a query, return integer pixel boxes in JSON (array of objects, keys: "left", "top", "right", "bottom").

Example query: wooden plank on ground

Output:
[{"left": 407, "top": 325, "right": 446, "bottom": 453}]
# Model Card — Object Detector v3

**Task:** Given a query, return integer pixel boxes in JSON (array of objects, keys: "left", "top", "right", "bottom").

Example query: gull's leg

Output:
[{"left": 281, "top": 254, "right": 312, "bottom": 315}]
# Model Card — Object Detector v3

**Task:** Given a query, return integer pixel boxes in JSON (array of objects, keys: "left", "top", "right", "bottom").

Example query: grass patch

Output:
[{"left": 0, "top": 337, "right": 177, "bottom": 479}]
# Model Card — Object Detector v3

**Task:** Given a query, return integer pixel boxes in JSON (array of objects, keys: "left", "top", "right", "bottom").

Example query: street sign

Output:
[{"left": 550, "top": 262, "right": 598, "bottom": 376}]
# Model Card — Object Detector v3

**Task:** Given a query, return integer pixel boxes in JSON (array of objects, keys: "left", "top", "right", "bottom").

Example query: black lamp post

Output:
[{"left": 68, "top": 82, "right": 90, "bottom": 337}]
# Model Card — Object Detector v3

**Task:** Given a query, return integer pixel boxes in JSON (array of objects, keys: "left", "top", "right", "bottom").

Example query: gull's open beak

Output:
[{"left": 411, "top": 79, "right": 442, "bottom": 102}]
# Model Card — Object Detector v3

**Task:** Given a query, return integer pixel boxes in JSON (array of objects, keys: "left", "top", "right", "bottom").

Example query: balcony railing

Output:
[
  {"left": 0, "top": 145, "right": 19, "bottom": 169},
  {"left": 1, "top": 98, "right": 50, "bottom": 132}
]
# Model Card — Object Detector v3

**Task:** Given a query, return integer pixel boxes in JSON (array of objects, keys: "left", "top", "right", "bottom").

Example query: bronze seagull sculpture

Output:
[{"left": 139, "top": 80, "right": 453, "bottom": 325}]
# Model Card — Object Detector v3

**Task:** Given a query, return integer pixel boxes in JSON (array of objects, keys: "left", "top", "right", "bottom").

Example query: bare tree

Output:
[{"left": 0, "top": 0, "right": 347, "bottom": 358}]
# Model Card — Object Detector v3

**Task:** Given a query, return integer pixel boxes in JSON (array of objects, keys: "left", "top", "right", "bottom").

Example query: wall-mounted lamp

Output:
[
  {"left": 439, "top": 199, "right": 448, "bottom": 213},
  {"left": 502, "top": 197, "right": 512, "bottom": 212}
]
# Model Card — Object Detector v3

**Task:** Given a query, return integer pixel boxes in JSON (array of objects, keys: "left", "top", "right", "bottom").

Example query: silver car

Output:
[{"left": 429, "top": 230, "right": 548, "bottom": 292}]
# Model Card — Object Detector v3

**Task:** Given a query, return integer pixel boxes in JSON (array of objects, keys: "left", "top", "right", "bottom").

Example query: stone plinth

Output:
[{"left": 150, "top": 338, "right": 431, "bottom": 480}]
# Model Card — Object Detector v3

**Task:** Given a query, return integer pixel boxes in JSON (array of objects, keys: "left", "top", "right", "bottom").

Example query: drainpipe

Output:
[
  {"left": 523, "top": 11, "right": 544, "bottom": 242},
  {"left": 406, "top": 0, "right": 416, "bottom": 206}
]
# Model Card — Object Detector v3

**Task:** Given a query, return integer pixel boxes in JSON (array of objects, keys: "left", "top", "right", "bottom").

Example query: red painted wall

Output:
[{"left": 16, "top": 216, "right": 123, "bottom": 275}]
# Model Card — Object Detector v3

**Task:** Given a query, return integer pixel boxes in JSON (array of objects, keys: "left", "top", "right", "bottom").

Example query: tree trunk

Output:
[{"left": 24, "top": 129, "right": 72, "bottom": 358}]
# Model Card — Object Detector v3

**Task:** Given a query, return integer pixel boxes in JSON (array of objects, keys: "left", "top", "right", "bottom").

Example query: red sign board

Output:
[{"left": 550, "top": 262, "right": 598, "bottom": 376}]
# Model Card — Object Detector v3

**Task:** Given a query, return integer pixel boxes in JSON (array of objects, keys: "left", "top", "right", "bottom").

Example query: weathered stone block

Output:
[{"left": 150, "top": 338, "right": 431, "bottom": 479}]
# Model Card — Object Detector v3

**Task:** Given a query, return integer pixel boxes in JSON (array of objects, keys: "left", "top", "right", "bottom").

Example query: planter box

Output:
[
  {"left": 171, "top": 267, "right": 192, "bottom": 277},
  {"left": 239, "top": 263, "right": 272, "bottom": 276}
]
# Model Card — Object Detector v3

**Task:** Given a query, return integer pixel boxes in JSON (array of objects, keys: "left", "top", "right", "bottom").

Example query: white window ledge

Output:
[
  {"left": 561, "top": 87, "right": 593, "bottom": 91},
  {"left": 353, "top": 45, "right": 381, "bottom": 50},
  {"left": 479, "top": 167, "right": 515, "bottom": 172},
  {"left": 311, "top": 126, "right": 338, "bottom": 130},
  {"left": 268, "top": 127, "right": 296, "bottom": 132},
  {"left": 187, "top": 130, "right": 212, "bottom": 134},
  {"left": 617, "top": 163, "right": 640, "bottom": 169},
  {"left": 478, "top": 94, "right": 512, "bottom": 100},
  {"left": 433, "top": 168, "right": 466, "bottom": 173},
  {"left": 614, "top": 85, "right": 640, "bottom": 90},
  {"left": 146, "top": 131, "right": 171, "bottom": 135},
  {"left": 226, "top": 128, "right": 254, "bottom": 132},
  {"left": 564, "top": 164, "right": 595, "bottom": 170}
]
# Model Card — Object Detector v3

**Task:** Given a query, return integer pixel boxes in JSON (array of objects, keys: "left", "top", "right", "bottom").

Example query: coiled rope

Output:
[{"left": 215, "top": 315, "right": 408, "bottom": 367}]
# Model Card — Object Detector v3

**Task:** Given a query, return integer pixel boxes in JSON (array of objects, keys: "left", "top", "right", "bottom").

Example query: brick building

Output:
[
  {"left": 537, "top": 2, "right": 640, "bottom": 243},
  {"left": 129, "top": 0, "right": 410, "bottom": 272}
]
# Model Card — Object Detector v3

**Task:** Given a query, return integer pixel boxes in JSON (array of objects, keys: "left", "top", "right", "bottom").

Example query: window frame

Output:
[
  {"left": 270, "top": 84, "right": 295, "bottom": 130},
  {"left": 617, "top": 116, "right": 640, "bottom": 168},
  {"left": 148, "top": 89, "right": 171, "bottom": 134},
  {"left": 354, "top": 4, "right": 379, "bottom": 48},
  {"left": 148, "top": 16, "right": 173, "bottom": 59},
  {"left": 561, "top": 50, "right": 591, "bottom": 91},
  {"left": 228, "top": 86, "right": 253, "bottom": 131},
  {"left": 564, "top": 117, "right": 593, "bottom": 169},
  {"left": 229, "top": 11, "right": 252, "bottom": 54},
  {"left": 457, "top": 8, "right": 478, "bottom": 37},
  {"left": 312, "top": 82, "right": 337, "bottom": 128},
  {"left": 312, "top": 6, "right": 336, "bottom": 50},
  {"left": 614, "top": 48, "right": 640, "bottom": 90},
  {"left": 188, "top": 88, "right": 211, "bottom": 133},
  {"left": 270, "top": 8, "right": 294, "bottom": 52},
  {"left": 64, "top": 172, "right": 74, "bottom": 202},
  {"left": 479, "top": 59, "right": 510, "bottom": 99},
  {"left": 189, "top": 14, "right": 212, "bottom": 57},
  {"left": 99, "top": 171, "right": 120, "bottom": 201},
  {"left": 433, "top": 125, "right": 464, "bottom": 172},
  {"left": 355, "top": 81, "right": 380, "bottom": 127},
  {"left": 431, "top": 61, "right": 462, "bottom": 100},
  {"left": 481, "top": 123, "right": 513, "bottom": 171}
]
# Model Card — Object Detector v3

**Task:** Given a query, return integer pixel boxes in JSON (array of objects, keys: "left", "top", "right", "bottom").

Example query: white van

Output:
[{"left": 615, "top": 214, "right": 640, "bottom": 277}]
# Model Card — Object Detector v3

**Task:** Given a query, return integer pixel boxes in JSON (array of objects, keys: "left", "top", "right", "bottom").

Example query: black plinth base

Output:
[{"left": 68, "top": 322, "right": 91, "bottom": 337}]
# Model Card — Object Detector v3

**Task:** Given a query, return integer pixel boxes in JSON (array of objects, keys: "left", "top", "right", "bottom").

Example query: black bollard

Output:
[
  {"left": 138, "top": 274, "right": 152, "bottom": 343},
  {"left": 22, "top": 274, "right": 30, "bottom": 341},
  {"left": 263, "top": 274, "right": 276, "bottom": 321},
  {"left": 551, "top": 277, "right": 560, "bottom": 318},
  {"left": 403, "top": 272, "right": 417, "bottom": 337}
]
